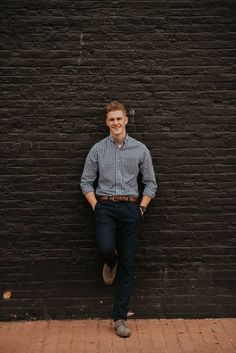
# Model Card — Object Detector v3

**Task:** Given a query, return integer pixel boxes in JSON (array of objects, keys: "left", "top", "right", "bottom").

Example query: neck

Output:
[
  {"left": 111, "top": 132, "right": 126, "bottom": 144},
  {"left": 115, "top": 137, "right": 124, "bottom": 144}
]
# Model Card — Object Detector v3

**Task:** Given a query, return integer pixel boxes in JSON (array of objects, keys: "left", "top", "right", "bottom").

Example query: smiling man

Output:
[{"left": 80, "top": 101, "right": 157, "bottom": 337}]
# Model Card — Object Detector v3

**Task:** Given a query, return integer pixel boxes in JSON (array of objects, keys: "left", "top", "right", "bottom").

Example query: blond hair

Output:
[{"left": 105, "top": 101, "right": 127, "bottom": 116}]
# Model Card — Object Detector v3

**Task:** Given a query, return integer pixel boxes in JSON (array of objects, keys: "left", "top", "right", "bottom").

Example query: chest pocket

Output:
[{"left": 122, "top": 157, "right": 139, "bottom": 176}]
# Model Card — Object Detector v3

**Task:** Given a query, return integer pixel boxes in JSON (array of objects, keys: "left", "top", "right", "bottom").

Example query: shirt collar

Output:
[{"left": 108, "top": 133, "right": 129, "bottom": 146}]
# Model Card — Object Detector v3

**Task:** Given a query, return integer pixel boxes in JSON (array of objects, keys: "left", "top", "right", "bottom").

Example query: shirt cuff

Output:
[{"left": 80, "top": 183, "right": 95, "bottom": 194}]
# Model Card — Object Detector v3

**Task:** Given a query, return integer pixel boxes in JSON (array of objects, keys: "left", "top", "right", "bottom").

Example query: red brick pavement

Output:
[{"left": 0, "top": 318, "right": 235, "bottom": 353}]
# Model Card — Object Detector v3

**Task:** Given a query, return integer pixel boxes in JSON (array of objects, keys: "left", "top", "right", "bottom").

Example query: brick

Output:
[{"left": 1, "top": 319, "right": 236, "bottom": 353}]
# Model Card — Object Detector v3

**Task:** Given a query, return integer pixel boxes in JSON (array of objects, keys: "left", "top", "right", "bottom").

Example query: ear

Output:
[{"left": 125, "top": 116, "right": 128, "bottom": 125}]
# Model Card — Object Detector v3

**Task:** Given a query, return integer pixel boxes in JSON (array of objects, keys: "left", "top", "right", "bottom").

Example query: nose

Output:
[{"left": 114, "top": 119, "right": 120, "bottom": 124}]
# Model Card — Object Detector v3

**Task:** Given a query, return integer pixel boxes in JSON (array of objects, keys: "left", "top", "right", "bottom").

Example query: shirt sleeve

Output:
[
  {"left": 80, "top": 144, "right": 98, "bottom": 194},
  {"left": 139, "top": 145, "right": 158, "bottom": 198}
]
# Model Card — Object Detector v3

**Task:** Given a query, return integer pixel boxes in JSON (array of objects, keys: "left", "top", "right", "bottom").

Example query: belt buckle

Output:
[{"left": 112, "top": 196, "right": 120, "bottom": 202}]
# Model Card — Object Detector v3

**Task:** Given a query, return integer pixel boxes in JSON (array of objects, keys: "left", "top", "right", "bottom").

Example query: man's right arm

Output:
[
  {"left": 84, "top": 191, "right": 98, "bottom": 211},
  {"left": 80, "top": 144, "right": 98, "bottom": 210}
]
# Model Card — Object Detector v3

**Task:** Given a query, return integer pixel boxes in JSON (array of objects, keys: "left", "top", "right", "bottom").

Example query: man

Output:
[{"left": 80, "top": 101, "right": 157, "bottom": 337}]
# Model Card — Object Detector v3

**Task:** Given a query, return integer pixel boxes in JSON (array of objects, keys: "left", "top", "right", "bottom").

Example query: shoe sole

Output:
[{"left": 115, "top": 329, "right": 131, "bottom": 338}]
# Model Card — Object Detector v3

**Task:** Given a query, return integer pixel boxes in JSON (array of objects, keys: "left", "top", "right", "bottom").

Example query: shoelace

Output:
[
  {"left": 104, "top": 266, "right": 111, "bottom": 273},
  {"left": 116, "top": 320, "right": 127, "bottom": 328},
  {"left": 104, "top": 264, "right": 117, "bottom": 273}
]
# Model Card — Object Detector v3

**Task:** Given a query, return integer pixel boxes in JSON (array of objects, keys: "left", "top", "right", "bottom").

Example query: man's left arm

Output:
[{"left": 139, "top": 146, "right": 158, "bottom": 215}]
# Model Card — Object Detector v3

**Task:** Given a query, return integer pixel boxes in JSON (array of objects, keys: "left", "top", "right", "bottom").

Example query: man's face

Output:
[{"left": 106, "top": 110, "right": 128, "bottom": 138}]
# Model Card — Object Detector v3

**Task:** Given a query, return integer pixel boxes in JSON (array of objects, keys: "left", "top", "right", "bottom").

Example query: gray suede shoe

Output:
[
  {"left": 102, "top": 263, "right": 117, "bottom": 285},
  {"left": 114, "top": 320, "right": 131, "bottom": 338}
]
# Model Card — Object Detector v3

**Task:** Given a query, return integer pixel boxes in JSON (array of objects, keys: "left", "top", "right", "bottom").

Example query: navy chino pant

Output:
[{"left": 94, "top": 201, "right": 140, "bottom": 321}]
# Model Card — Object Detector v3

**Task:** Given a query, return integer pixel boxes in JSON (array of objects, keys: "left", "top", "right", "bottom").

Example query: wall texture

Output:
[{"left": 0, "top": 0, "right": 235, "bottom": 320}]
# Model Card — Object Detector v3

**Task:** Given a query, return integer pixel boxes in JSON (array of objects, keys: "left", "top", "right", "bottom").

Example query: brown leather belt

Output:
[{"left": 97, "top": 195, "right": 138, "bottom": 203}]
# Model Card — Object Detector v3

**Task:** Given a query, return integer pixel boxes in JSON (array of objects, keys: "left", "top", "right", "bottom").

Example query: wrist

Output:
[
  {"left": 92, "top": 201, "right": 98, "bottom": 211},
  {"left": 139, "top": 205, "right": 147, "bottom": 214}
]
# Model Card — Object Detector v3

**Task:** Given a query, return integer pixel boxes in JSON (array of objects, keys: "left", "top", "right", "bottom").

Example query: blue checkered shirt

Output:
[{"left": 80, "top": 134, "right": 157, "bottom": 198}]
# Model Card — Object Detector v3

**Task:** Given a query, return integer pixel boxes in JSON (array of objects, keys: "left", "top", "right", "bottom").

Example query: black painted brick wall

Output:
[{"left": 0, "top": 0, "right": 236, "bottom": 320}]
